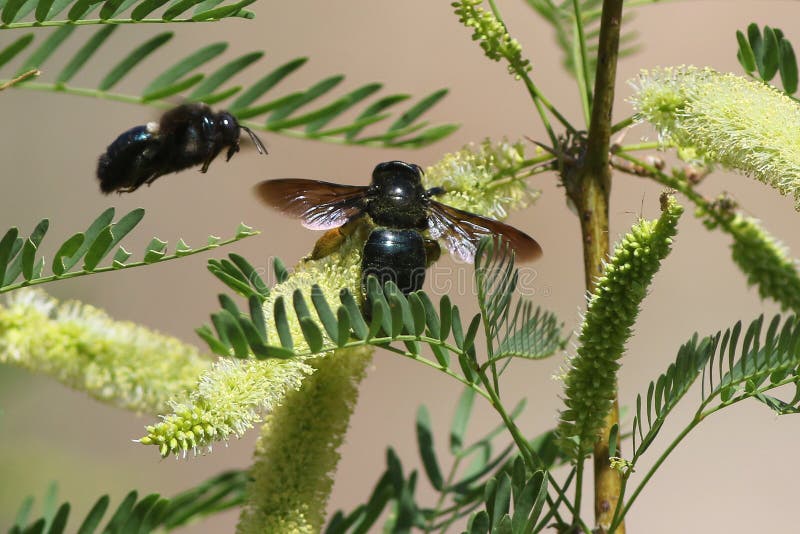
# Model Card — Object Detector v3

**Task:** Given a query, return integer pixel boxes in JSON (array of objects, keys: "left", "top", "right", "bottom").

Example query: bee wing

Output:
[
  {"left": 255, "top": 179, "right": 369, "bottom": 230},
  {"left": 427, "top": 201, "right": 542, "bottom": 263}
]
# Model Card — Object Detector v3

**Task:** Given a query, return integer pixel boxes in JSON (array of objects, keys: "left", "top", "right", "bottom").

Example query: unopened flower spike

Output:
[
  {"left": 0, "top": 289, "right": 209, "bottom": 415},
  {"left": 631, "top": 66, "right": 800, "bottom": 209},
  {"left": 452, "top": 0, "right": 532, "bottom": 78},
  {"left": 558, "top": 194, "right": 684, "bottom": 459},
  {"left": 726, "top": 215, "right": 800, "bottom": 314}
]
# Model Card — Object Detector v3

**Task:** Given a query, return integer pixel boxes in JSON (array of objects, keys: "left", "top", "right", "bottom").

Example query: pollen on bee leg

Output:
[
  {"left": 311, "top": 228, "right": 346, "bottom": 260},
  {"left": 146, "top": 121, "right": 159, "bottom": 134}
]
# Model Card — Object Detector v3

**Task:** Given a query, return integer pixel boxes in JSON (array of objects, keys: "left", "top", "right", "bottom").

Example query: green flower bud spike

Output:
[
  {"left": 631, "top": 66, "right": 800, "bottom": 209},
  {"left": 0, "top": 289, "right": 210, "bottom": 415},
  {"left": 452, "top": 0, "right": 532, "bottom": 79},
  {"left": 558, "top": 194, "right": 683, "bottom": 459},
  {"left": 727, "top": 215, "right": 800, "bottom": 314}
]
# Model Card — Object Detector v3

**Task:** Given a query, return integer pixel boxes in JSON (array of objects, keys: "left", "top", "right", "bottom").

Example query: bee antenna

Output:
[{"left": 241, "top": 125, "right": 268, "bottom": 155}]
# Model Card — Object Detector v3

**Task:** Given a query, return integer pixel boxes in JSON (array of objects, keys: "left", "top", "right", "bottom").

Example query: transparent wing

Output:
[
  {"left": 255, "top": 179, "right": 368, "bottom": 230},
  {"left": 427, "top": 201, "right": 542, "bottom": 263}
]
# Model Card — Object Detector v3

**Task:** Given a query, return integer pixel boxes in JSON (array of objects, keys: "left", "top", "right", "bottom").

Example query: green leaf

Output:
[
  {"left": 469, "top": 510, "right": 490, "bottom": 534},
  {"left": 311, "top": 284, "right": 338, "bottom": 341},
  {"left": 99, "top": 32, "right": 173, "bottom": 91},
  {"left": 130, "top": 0, "right": 169, "bottom": 19},
  {"left": 761, "top": 26, "right": 780, "bottom": 81},
  {"left": 230, "top": 57, "right": 308, "bottom": 111},
  {"left": 0, "top": 34, "right": 34, "bottom": 70},
  {"left": 34, "top": 0, "right": 55, "bottom": 22},
  {"left": 66, "top": 0, "right": 103, "bottom": 20},
  {"left": 491, "top": 474, "right": 511, "bottom": 530},
  {"left": 16, "top": 26, "right": 75, "bottom": 75},
  {"left": 346, "top": 94, "right": 410, "bottom": 140},
  {"left": 388, "top": 123, "right": 460, "bottom": 148},
  {"left": 272, "top": 257, "right": 288, "bottom": 283},
  {"left": 99, "top": 0, "right": 125, "bottom": 19},
  {"left": 61, "top": 208, "right": 115, "bottom": 272},
  {"left": 299, "top": 317, "right": 324, "bottom": 352},
  {"left": 229, "top": 253, "right": 269, "bottom": 297},
  {"left": 188, "top": 51, "right": 263, "bottom": 100},
  {"left": 335, "top": 307, "right": 351, "bottom": 347},
  {"left": 141, "top": 72, "right": 204, "bottom": 102},
  {"left": 192, "top": 0, "right": 255, "bottom": 21},
  {"left": 13, "top": 495, "right": 33, "bottom": 529},
  {"left": 2, "top": 0, "right": 30, "bottom": 24},
  {"left": 0, "top": 227, "right": 19, "bottom": 285},
  {"left": 56, "top": 26, "right": 117, "bottom": 85},
  {"left": 407, "top": 292, "right": 426, "bottom": 337},
  {"left": 365, "top": 276, "right": 392, "bottom": 336},
  {"left": 439, "top": 295, "right": 452, "bottom": 341},
  {"left": 145, "top": 43, "right": 227, "bottom": 98},
  {"left": 269, "top": 83, "right": 382, "bottom": 133},
  {"left": 388, "top": 89, "right": 448, "bottom": 132},
  {"left": 47, "top": 503, "right": 69, "bottom": 534},
  {"left": 450, "top": 387, "right": 475, "bottom": 454},
  {"left": 21, "top": 238, "right": 37, "bottom": 281},
  {"left": 162, "top": 0, "right": 203, "bottom": 20},
  {"left": 267, "top": 75, "right": 343, "bottom": 123},
  {"left": 273, "top": 296, "right": 293, "bottom": 350},
  {"left": 416, "top": 405, "right": 444, "bottom": 491},
  {"left": 143, "top": 237, "right": 167, "bottom": 263},
  {"left": 340, "top": 288, "right": 367, "bottom": 340},
  {"left": 51, "top": 233, "right": 83, "bottom": 276},
  {"left": 736, "top": 30, "right": 757, "bottom": 73},
  {"left": 82, "top": 226, "right": 114, "bottom": 271},
  {"left": 779, "top": 39, "right": 798, "bottom": 94},
  {"left": 196, "top": 325, "right": 230, "bottom": 356}
]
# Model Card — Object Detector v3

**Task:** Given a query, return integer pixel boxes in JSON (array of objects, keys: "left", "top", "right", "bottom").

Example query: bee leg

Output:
[
  {"left": 225, "top": 142, "right": 240, "bottom": 161},
  {"left": 308, "top": 218, "right": 362, "bottom": 261},
  {"left": 310, "top": 228, "right": 346, "bottom": 260},
  {"left": 424, "top": 239, "right": 441, "bottom": 267}
]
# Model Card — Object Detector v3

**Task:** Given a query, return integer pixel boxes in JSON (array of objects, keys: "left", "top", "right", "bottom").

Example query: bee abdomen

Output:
[{"left": 361, "top": 228, "right": 427, "bottom": 295}]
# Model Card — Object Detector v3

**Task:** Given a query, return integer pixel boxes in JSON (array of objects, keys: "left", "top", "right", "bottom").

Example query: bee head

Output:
[
  {"left": 215, "top": 111, "right": 241, "bottom": 146},
  {"left": 371, "top": 161, "right": 425, "bottom": 200}
]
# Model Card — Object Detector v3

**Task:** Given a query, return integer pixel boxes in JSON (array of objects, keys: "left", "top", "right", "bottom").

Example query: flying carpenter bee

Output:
[
  {"left": 97, "top": 103, "right": 266, "bottom": 194},
  {"left": 256, "top": 161, "right": 542, "bottom": 298}
]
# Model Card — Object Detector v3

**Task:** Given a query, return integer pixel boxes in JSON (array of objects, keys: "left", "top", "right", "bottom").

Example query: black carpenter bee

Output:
[
  {"left": 97, "top": 103, "right": 266, "bottom": 194},
  {"left": 256, "top": 161, "right": 542, "bottom": 297}
]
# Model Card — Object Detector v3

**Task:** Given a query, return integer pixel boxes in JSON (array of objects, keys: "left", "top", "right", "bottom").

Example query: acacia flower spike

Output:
[
  {"left": 0, "top": 289, "right": 210, "bottom": 415},
  {"left": 423, "top": 139, "right": 539, "bottom": 219},
  {"left": 631, "top": 66, "right": 800, "bottom": 209}
]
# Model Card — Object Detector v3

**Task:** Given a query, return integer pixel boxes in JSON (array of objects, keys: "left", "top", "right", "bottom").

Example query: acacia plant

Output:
[{"left": 1, "top": 1, "right": 799, "bottom": 533}]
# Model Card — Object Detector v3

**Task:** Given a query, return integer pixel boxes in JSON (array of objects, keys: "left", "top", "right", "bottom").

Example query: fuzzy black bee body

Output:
[
  {"left": 97, "top": 103, "right": 266, "bottom": 194},
  {"left": 257, "top": 161, "right": 543, "bottom": 299}
]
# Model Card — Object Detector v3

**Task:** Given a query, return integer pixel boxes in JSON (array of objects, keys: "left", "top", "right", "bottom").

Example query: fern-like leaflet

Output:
[
  {"left": 198, "top": 242, "right": 564, "bottom": 392},
  {"left": 0, "top": 207, "right": 257, "bottom": 294},
  {"left": 324, "top": 387, "right": 566, "bottom": 534},
  {"left": 0, "top": 0, "right": 255, "bottom": 28},
  {"left": 9, "top": 470, "right": 248, "bottom": 534},
  {"left": 0, "top": 27, "right": 458, "bottom": 147},
  {"left": 736, "top": 23, "right": 799, "bottom": 96}
]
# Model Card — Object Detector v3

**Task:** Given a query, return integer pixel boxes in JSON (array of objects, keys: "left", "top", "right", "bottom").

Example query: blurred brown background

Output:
[{"left": 1, "top": 1, "right": 799, "bottom": 532}]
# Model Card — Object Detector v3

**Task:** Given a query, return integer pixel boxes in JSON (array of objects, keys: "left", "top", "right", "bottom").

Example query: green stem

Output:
[
  {"left": 476, "top": 370, "right": 587, "bottom": 533},
  {"left": 0, "top": 232, "right": 255, "bottom": 294},
  {"left": 424, "top": 457, "right": 463, "bottom": 534},
  {"left": 1, "top": 82, "right": 440, "bottom": 148},
  {"left": 610, "top": 115, "right": 636, "bottom": 133},
  {"left": 611, "top": 416, "right": 702, "bottom": 531},
  {"left": 615, "top": 141, "right": 663, "bottom": 153},
  {"left": 571, "top": 0, "right": 593, "bottom": 126},
  {"left": 0, "top": 17, "right": 221, "bottom": 29}
]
